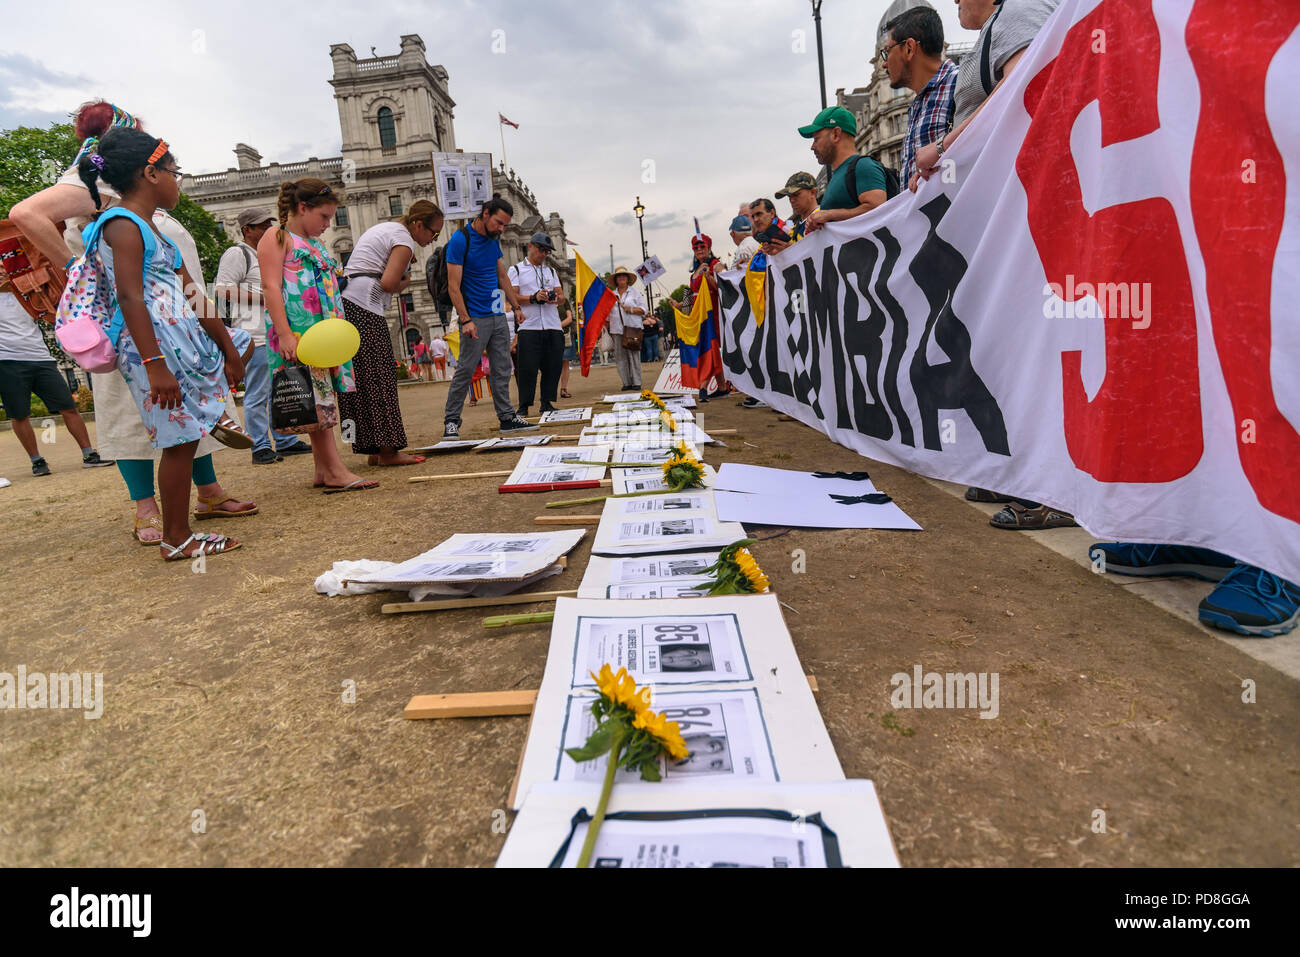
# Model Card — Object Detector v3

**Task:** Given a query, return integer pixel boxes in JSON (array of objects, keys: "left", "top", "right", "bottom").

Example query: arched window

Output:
[{"left": 377, "top": 107, "right": 397, "bottom": 148}]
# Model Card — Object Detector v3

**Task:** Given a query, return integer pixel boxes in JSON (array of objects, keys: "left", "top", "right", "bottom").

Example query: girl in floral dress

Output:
[
  {"left": 78, "top": 128, "right": 250, "bottom": 561},
  {"left": 258, "top": 178, "right": 377, "bottom": 493}
]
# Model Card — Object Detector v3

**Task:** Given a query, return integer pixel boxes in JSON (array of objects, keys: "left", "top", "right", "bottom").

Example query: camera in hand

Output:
[{"left": 756, "top": 223, "right": 792, "bottom": 245}]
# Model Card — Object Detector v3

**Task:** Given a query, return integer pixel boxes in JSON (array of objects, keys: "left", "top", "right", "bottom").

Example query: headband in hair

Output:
[
  {"left": 72, "top": 102, "right": 142, "bottom": 167},
  {"left": 147, "top": 139, "right": 169, "bottom": 164}
]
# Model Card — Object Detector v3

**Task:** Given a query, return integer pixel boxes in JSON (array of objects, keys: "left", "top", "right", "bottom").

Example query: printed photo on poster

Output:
[
  {"left": 467, "top": 164, "right": 490, "bottom": 206},
  {"left": 569, "top": 613, "right": 750, "bottom": 685},
  {"left": 555, "top": 688, "right": 777, "bottom": 784}
]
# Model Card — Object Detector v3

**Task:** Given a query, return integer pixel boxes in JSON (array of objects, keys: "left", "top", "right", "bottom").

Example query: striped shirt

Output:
[{"left": 902, "top": 59, "right": 959, "bottom": 185}]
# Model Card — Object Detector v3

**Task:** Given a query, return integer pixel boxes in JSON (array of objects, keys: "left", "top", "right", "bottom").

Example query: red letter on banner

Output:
[
  {"left": 1017, "top": 0, "right": 1202, "bottom": 481},
  {"left": 1187, "top": 0, "right": 1300, "bottom": 524}
]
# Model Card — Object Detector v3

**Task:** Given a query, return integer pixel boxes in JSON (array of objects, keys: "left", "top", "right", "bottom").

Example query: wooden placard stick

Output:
[
  {"left": 534, "top": 515, "right": 602, "bottom": 525},
  {"left": 404, "top": 675, "right": 820, "bottom": 720},
  {"left": 381, "top": 588, "right": 577, "bottom": 615},
  {"left": 409, "top": 469, "right": 511, "bottom": 484}
]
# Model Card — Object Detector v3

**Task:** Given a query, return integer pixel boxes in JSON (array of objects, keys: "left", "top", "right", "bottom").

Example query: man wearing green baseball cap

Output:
[{"left": 798, "top": 106, "right": 888, "bottom": 233}]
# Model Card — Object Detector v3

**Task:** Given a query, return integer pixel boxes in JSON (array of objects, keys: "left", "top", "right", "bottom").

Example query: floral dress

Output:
[
  {"left": 98, "top": 208, "right": 250, "bottom": 449},
  {"left": 267, "top": 231, "right": 355, "bottom": 431}
]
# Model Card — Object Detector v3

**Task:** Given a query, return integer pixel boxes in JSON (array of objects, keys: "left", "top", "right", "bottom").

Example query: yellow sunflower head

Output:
[
  {"left": 633, "top": 708, "right": 690, "bottom": 761},
  {"left": 733, "top": 548, "right": 771, "bottom": 593}
]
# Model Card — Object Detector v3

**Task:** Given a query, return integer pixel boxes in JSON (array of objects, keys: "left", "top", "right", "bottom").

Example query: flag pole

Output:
[{"left": 499, "top": 119, "right": 508, "bottom": 172}]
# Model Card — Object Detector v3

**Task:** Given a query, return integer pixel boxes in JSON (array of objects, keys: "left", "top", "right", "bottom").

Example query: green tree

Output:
[
  {"left": 170, "top": 193, "right": 232, "bottom": 285},
  {"left": 1, "top": 120, "right": 231, "bottom": 284},
  {"left": 0, "top": 122, "right": 81, "bottom": 218}
]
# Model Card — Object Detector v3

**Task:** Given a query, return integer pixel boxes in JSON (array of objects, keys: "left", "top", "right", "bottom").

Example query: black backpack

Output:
[
  {"left": 845, "top": 153, "right": 901, "bottom": 201},
  {"left": 427, "top": 223, "right": 472, "bottom": 309}
]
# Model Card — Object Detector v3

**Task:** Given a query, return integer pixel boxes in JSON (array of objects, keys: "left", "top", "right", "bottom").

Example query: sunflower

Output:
[
  {"left": 668, "top": 441, "right": 694, "bottom": 462},
  {"left": 733, "top": 547, "right": 771, "bottom": 592},
  {"left": 640, "top": 389, "right": 667, "bottom": 410},
  {"left": 660, "top": 409, "right": 677, "bottom": 432},
  {"left": 590, "top": 664, "right": 650, "bottom": 713},
  {"left": 633, "top": 708, "right": 690, "bottom": 761},
  {"left": 662, "top": 455, "right": 706, "bottom": 490}
]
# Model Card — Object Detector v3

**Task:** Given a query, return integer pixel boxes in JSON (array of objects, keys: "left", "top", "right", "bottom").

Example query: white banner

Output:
[{"left": 718, "top": 0, "right": 1300, "bottom": 581}]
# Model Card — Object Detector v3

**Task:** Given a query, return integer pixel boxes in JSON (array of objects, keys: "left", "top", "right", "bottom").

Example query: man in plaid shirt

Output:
[{"left": 880, "top": 5, "right": 959, "bottom": 188}]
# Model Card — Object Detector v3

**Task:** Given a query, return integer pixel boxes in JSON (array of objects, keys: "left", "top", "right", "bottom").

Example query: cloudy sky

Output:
[{"left": 1, "top": 0, "right": 973, "bottom": 291}]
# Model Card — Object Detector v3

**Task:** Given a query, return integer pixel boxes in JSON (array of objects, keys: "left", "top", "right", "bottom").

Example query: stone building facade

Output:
[
  {"left": 824, "top": 1, "right": 973, "bottom": 184},
  {"left": 181, "top": 34, "right": 573, "bottom": 358}
]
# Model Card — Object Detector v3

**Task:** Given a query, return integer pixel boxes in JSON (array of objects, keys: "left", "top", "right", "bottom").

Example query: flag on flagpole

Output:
[
  {"left": 575, "top": 251, "right": 616, "bottom": 376},
  {"left": 499, "top": 113, "right": 519, "bottom": 129}
]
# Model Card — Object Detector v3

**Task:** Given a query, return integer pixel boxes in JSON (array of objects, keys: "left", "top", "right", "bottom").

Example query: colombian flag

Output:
[
  {"left": 575, "top": 251, "right": 615, "bottom": 376},
  {"left": 671, "top": 279, "right": 722, "bottom": 390}
]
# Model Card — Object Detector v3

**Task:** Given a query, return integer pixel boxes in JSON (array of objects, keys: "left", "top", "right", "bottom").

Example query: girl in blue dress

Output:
[{"left": 78, "top": 128, "right": 251, "bottom": 561}]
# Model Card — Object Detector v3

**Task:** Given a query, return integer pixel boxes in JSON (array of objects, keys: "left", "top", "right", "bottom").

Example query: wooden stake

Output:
[
  {"left": 381, "top": 589, "right": 577, "bottom": 615},
  {"left": 409, "top": 469, "right": 510, "bottom": 484},
  {"left": 534, "top": 515, "right": 601, "bottom": 525},
  {"left": 405, "top": 675, "right": 820, "bottom": 720}
]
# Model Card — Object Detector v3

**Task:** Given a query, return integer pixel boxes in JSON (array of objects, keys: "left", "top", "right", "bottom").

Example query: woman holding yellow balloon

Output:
[
  {"left": 258, "top": 177, "right": 378, "bottom": 494},
  {"left": 336, "top": 199, "right": 445, "bottom": 467}
]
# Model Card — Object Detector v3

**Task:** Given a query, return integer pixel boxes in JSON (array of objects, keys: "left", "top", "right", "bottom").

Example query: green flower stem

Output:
[
  {"left": 482, "top": 611, "right": 555, "bottom": 628},
  {"left": 577, "top": 727, "right": 626, "bottom": 869}
]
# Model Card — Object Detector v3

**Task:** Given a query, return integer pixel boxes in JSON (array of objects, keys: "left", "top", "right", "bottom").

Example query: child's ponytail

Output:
[{"left": 76, "top": 128, "right": 173, "bottom": 215}]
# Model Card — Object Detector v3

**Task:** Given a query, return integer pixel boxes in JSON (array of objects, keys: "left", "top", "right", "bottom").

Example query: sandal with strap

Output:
[
  {"left": 965, "top": 487, "right": 1013, "bottom": 504},
  {"left": 160, "top": 532, "right": 242, "bottom": 561},
  {"left": 989, "top": 502, "right": 1078, "bottom": 530},
  {"left": 560, "top": 390, "right": 573, "bottom": 399},
  {"left": 132, "top": 513, "right": 164, "bottom": 545},
  {"left": 194, "top": 494, "right": 259, "bottom": 520},
  {"left": 212, "top": 416, "right": 254, "bottom": 450}
]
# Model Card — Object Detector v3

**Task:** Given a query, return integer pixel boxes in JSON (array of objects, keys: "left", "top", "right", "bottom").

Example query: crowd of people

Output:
[{"left": 0, "top": 0, "right": 1293, "bottom": 635}]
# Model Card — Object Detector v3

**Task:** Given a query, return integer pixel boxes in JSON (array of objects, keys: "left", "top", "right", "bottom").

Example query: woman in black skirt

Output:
[{"left": 338, "top": 200, "right": 443, "bottom": 466}]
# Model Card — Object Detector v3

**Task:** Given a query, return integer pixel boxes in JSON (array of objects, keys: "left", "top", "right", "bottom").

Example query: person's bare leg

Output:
[
  {"left": 311, "top": 428, "right": 370, "bottom": 487},
  {"left": 372, "top": 445, "right": 424, "bottom": 466},
  {"left": 159, "top": 440, "right": 228, "bottom": 554},
  {"left": 10, "top": 417, "right": 38, "bottom": 457},
  {"left": 59, "top": 409, "right": 94, "bottom": 450}
]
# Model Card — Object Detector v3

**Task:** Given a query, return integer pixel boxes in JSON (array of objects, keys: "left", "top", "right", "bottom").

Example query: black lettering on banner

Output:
[
  {"left": 907, "top": 195, "right": 1010, "bottom": 454},
  {"left": 798, "top": 247, "right": 844, "bottom": 418},
  {"left": 768, "top": 266, "right": 798, "bottom": 398},
  {"left": 718, "top": 276, "right": 752, "bottom": 381},
  {"left": 869, "top": 227, "right": 916, "bottom": 447},
  {"left": 835, "top": 237, "right": 893, "bottom": 438}
]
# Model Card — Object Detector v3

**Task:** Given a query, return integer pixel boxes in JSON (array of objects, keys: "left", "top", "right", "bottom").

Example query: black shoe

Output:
[
  {"left": 252, "top": 449, "right": 279, "bottom": 465},
  {"left": 443, "top": 421, "right": 461, "bottom": 439},
  {"left": 517, "top": 406, "right": 530, "bottom": 417},
  {"left": 276, "top": 442, "right": 312, "bottom": 456},
  {"left": 499, "top": 415, "right": 540, "bottom": 434},
  {"left": 81, "top": 451, "right": 115, "bottom": 468},
  {"left": 32, "top": 458, "right": 51, "bottom": 477}
]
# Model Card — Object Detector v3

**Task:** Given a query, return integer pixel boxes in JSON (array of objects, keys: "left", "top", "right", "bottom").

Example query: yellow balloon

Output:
[{"left": 297, "top": 318, "right": 360, "bottom": 367}]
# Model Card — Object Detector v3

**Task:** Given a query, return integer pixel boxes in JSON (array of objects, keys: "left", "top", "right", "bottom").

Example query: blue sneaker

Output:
[
  {"left": 1198, "top": 565, "right": 1300, "bottom": 637},
  {"left": 1088, "top": 543, "right": 1237, "bottom": 581}
]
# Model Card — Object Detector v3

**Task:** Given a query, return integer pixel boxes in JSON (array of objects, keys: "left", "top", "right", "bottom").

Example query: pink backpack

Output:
[{"left": 54, "top": 208, "right": 157, "bottom": 373}]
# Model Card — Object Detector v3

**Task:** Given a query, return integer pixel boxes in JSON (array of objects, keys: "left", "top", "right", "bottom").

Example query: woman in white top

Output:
[
  {"left": 608, "top": 265, "right": 647, "bottom": 390},
  {"left": 10, "top": 100, "right": 257, "bottom": 544},
  {"left": 339, "top": 200, "right": 443, "bottom": 466}
]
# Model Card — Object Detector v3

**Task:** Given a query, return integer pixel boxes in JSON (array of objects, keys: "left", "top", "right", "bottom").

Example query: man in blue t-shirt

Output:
[{"left": 443, "top": 196, "right": 536, "bottom": 436}]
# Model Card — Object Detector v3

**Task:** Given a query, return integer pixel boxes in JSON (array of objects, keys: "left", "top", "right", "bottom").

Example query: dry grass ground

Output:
[{"left": 1, "top": 359, "right": 1297, "bottom": 866}]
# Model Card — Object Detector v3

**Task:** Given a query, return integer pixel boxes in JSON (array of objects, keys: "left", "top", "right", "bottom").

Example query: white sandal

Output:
[
  {"left": 212, "top": 416, "right": 254, "bottom": 450},
  {"left": 160, "top": 532, "right": 242, "bottom": 561}
]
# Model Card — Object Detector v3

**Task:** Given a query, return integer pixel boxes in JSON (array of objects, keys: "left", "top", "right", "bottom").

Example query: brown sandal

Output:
[
  {"left": 966, "top": 487, "right": 1013, "bottom": 504},
  {"left": 989, "top": 502, "right": 1078, "bottom": 530},
  {"left": 194, "top": 494, "right": 260, "bottom": 520},
  {"left": 133, "top": 513, "right": 164, "bottom": 545}
]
